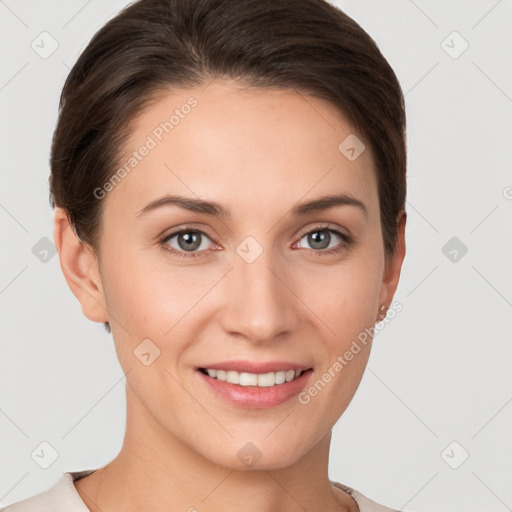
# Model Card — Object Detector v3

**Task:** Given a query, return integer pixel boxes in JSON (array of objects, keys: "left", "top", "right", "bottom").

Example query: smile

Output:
[
  {"left": 199, "top": 368, "right": 304, "bottom": 387},
  {"left": 197, "top": 363, "right": 313, "bottom": 409}
]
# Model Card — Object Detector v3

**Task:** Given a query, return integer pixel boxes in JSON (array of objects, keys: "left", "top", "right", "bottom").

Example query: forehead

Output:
[{"left": 104, "top": 78, "right": 378, "bottom": 221}]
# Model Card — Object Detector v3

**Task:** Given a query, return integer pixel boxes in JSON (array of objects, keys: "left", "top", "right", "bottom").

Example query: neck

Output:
[{"left": 75, "top": 384, "right": 358, "bottom": 512}]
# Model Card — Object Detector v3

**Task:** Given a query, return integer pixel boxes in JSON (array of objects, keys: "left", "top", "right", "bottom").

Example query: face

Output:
[{"left": 75, "top": 78, "right": 402, "bottom": 470}]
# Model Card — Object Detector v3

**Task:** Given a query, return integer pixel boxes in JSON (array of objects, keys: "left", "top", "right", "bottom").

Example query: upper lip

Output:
[{"left": 198, "top": 360, "right": 312, "bottom": 374}]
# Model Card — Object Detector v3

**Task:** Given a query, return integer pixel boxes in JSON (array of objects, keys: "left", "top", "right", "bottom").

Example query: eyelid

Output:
[
  {"left": 295, "top": 222, "right": 350, "bottom": 242},
  {"left": 158, "top": 221, "right": 215, "bottom": 239}
]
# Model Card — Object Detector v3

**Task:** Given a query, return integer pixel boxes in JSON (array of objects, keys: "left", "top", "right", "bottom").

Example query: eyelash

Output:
[{"left": 159, "top": 224, "right": 353, "bottom": 259}]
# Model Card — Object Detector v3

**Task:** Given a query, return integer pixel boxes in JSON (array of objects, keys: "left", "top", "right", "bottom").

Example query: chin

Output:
[{"left": 195, "top": 433, "right": 313, "bottom": 472}]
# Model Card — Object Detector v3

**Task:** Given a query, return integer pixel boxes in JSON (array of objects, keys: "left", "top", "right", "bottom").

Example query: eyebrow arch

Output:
[
  {"left": 291, "top": 193, "right": 368, "bottom": 218},
  {"left": 136, "top": 192, "right": 368, "bottom": 219},
  {"left": 136, "top": 195, "right": 230, "bottom": 218}
]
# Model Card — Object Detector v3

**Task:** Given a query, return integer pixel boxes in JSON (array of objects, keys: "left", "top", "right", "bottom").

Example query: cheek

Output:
[
  {"left": 100, "top": 254, "right": 200, "bottom": 402},
  {"left": 100, "top": 247, "right": 192, "bottom": 334},
  {"left": 298, "top": 257, "right": 382, "bottom": 339},
  {"left": 293, "top": 254, "right": 381, "bottom": 411}
]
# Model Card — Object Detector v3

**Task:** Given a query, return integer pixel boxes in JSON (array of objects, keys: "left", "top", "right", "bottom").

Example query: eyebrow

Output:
[{"left": 136, "top": 192, "right": 368, "bottom": 219}]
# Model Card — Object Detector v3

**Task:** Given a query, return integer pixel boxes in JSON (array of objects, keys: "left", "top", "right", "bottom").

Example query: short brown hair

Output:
[{"left": 50, "top": 0, "right": 407, "bottom": 330}]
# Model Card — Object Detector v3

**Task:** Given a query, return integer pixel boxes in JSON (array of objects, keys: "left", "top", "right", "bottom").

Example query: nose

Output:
[{"left": 219, "top": 245, "right": 298, "bottom": 345}]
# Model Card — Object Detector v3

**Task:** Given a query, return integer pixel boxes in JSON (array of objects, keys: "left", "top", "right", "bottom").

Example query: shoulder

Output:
[
  {"left": 332, "top": 481, "right": 403, "bottom": 512},
  {"left": 1, "top": 470, "right": 97, "bottom": 512}
]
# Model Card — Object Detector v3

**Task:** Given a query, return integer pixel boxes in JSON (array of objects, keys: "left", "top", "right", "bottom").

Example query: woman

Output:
[{"left": 2, "top": 0, "right": 407, "bottom": 510}]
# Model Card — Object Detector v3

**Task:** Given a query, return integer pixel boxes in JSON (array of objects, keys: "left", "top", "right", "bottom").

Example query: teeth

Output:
[
  {"left": 203, "top": 368, "right": 304, "bottom": 387},
  {"left": 225, "top": 371, "right": 239, "bottom": 385},
  {"left": 239, "top": 372, "right": 258, "bottom": 386},
  {"left": 257, "top": 372, "right": 275, "bottom": 387},
  {"left": 275, "top": 371, "right": 286, "bottom": 385}
]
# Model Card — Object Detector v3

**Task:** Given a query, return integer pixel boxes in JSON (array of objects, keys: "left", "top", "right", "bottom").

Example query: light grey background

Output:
[{"left": 1, "top": 1, "right": 511, "bottom": 511}]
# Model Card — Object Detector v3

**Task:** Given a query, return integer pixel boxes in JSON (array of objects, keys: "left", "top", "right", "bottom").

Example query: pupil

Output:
[{"left": 179, "top": 232, "right": 201, "bottom": 251}]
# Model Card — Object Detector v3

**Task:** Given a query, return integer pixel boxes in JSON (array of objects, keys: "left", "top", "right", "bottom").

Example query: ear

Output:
[
  {"left": 377, "top": 210, "right": 407, "bottom": 318},
  {"left": 53, "top": 207, "right": 109, "bottom": 323}
]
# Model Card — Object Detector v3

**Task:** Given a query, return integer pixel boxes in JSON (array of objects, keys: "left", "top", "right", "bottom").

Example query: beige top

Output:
[{"left": 1, "top": 469, "right": 401, "bottom": 511}]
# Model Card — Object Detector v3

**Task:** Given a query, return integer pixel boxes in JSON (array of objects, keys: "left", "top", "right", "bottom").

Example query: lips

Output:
[{"left": 196, "top": 360, "right": 313, "bottom": 408}]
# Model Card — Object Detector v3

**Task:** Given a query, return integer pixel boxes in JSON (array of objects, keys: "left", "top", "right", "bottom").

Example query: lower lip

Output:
[{"left": 197, "top": 370, "right": 312, "bottom": 409}]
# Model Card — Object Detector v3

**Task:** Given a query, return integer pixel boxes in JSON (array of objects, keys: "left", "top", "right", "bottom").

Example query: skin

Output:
[{"left": 54, "top": 78, "right": 406, "bottom": 512}]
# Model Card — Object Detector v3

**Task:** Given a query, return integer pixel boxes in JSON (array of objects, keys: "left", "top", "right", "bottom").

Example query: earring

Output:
[{"left": 377, "top": 304, "right": 386, "bottom": 321}]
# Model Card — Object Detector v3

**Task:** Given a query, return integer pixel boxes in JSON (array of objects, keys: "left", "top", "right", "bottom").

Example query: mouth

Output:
[{"left": 196, "top": 363, "right": 313, "bottom": 409}]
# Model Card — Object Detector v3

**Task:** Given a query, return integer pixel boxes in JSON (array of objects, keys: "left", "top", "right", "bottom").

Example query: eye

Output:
[
  {"left": 160, "top": 228, "right": 215, "bottom": 259},
  {"left": 295, "top": 224, "right": 351, "bottom": 255},
  {"left": 160, "top": 224, "right": 352, "bottom": 260}
]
